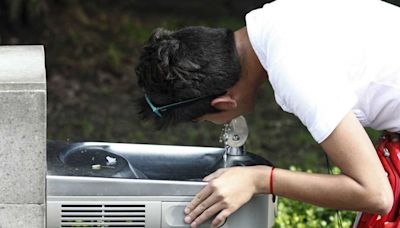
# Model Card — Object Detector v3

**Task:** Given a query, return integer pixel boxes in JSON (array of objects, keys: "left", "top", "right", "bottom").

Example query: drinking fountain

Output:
[{"left": 46, "top": 116, "right": 276, "bottom": 227}]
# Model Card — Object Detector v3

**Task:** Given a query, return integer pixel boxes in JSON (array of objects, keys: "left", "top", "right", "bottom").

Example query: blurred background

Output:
[{"left": 1, "top": 0, "right": 399, "bottom": 226}]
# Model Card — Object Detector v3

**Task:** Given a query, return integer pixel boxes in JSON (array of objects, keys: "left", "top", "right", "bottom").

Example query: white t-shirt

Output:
[{"left": 246, "top": 0, "right": 400, "bottom": 143}]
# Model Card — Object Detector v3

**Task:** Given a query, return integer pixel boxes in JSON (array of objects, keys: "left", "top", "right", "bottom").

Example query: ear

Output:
[{"left": 211, "top": 94, "right": 237, "bottom": 111}]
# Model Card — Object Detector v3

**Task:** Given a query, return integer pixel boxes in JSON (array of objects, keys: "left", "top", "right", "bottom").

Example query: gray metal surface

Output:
[
  {"left": 47, "top": 175, "right": 206, "bottom": 196},
  {"left": 48, "top": 142, "right": 227, "bottom": 180},
  {"left": 47, "top": 195, "right": 275, "bottom": 228},
  {"left": 47, "top": 141, "right": 271, "bottom": 180},
  {"left": 47, "top": 142, "right": 276, "bottom": 227}
]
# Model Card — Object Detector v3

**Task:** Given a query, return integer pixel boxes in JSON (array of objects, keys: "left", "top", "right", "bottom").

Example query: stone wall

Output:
[{"left": 0, "top": 46, "right": 46, "bottom": 228}]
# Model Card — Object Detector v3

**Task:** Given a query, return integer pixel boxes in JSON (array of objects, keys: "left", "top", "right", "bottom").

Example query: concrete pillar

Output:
[{"left": 0, "top": 46, "right": 46, "bottom": 228}]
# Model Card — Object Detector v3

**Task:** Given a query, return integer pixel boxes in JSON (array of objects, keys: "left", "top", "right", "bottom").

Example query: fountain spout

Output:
[{"left": 220, "top": 116, "right": 248, "bottom": 156}]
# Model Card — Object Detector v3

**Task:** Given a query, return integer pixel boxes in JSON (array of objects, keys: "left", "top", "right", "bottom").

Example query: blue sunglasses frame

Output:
[{"left": 144, "top": 92, "right": 225, "bottom": 118}]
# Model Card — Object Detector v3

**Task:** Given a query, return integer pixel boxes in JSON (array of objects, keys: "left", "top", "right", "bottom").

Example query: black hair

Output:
[{"left": 135, "top": 26, "right": 241, "bottom": 127}]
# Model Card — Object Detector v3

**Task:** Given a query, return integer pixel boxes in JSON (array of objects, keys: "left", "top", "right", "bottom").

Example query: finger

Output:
[
  {"left": 185, "top": 185, "right": 212, "bottom": 214},
  {"left": 211, "top": 209, "right": 232, "bottom": 228},
  {"left": 185, "top": 192, "right": 221, "bottom": 224},
  {"left": 191, "top": 202, "right": 226, "bottom": 228},
  {"left": 203, "top": 168, "right": 226, "bottom": 182}
]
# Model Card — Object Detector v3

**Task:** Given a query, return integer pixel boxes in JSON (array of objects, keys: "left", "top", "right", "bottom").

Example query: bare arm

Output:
[
  {"left": 185, "top": 112, "right": 393, "bottom": 227},
  {"left": 269, "top": 112, "right": 392, "bottom": 213}
]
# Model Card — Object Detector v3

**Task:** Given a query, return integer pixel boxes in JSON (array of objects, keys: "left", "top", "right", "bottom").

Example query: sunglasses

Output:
[{"left": 144, "top": 91, "right": 226, "bottom": 118}]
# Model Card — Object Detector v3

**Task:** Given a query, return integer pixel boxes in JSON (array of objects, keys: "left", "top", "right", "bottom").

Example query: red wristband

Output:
[{"left": 269, "top": 167, "right": 275, "bottom": 195}]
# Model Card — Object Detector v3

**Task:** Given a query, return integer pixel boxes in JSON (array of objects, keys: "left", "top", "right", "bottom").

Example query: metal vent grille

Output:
[{"left": 60, "top": 204, "right": 146, "bottom": 227}]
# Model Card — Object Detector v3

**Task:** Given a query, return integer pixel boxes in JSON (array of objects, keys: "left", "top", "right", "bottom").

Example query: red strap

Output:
[
  {"left": 270, "top": 167, "right": 275, "bottom": 195},
  {"left": 270, "top": 167, "right": 276, "bottom": 203}
]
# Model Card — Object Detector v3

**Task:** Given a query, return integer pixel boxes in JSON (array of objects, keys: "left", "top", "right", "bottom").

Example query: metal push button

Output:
[{"left": 162, "top": 202, "right": 213, "bottom": 228}]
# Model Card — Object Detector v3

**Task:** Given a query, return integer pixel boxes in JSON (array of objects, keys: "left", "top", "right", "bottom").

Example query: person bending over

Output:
[{"left": 135, "top": 0, "right": 400, "bottom": 227}]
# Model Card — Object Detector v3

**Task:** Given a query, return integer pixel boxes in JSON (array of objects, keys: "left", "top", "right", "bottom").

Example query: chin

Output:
[
  {"left": 208, "top": 117, "right": 234, "bottom": 125},
  {"left": 199, "top": 112, "right": 237, "bottom": 124},
  {"left": 210, "top": 120, "right": 228, "bottom": 125}
]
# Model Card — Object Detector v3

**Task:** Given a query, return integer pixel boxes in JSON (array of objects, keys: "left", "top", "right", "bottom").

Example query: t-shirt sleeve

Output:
[
  {"left": 268, "top": 40, "right": 358, "bottom": 143},
  {"left": 246, "top": 0, "right": 359, "bottom": 143}
]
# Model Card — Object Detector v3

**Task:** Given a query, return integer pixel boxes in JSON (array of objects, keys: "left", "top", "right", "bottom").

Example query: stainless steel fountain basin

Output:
[{"left": 46, "top": 142, "right": 276, "bottom": 228}]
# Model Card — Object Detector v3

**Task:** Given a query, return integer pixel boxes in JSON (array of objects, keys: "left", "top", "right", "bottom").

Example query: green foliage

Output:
[
  {"left": 365, "top": 128, "right": 381, "bottom": 143},
  {"left": 107, "top": 43, "right": 122, "bottom": 69},
  {"left": 273, "top": 166, "right": 357, "bottom": 228},
  {"left": 274, "top": 198, "right": 355, "bottom": 228}
]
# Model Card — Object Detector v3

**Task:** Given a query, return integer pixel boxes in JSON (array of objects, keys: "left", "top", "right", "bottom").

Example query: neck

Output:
[
  {"left": 221, "top": 27, "right": 267, "bottom": 115},
  {"left": 234, "top": 27, "right": 267, "bottom": 89}
]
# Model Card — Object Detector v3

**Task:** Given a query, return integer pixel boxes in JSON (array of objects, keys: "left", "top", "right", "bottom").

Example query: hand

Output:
[{"left": 184, "top": 166, "right": 270, "bottom": 228}]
